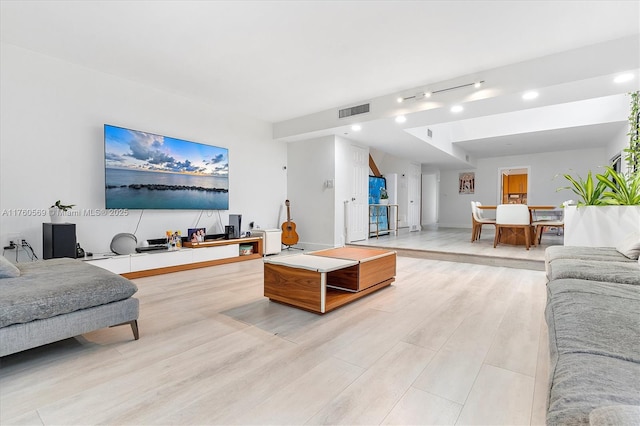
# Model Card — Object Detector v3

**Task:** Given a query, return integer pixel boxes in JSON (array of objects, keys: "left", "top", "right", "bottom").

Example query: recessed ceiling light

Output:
[
  {"left": 424, "top": 91, "right": 432, "bottom": 98},
  {"left": 522, "top": 91, "right": 539, "bottom": 100},
  {"left": 397, "top": 97, "right": 404, "bottom": 103},
  {"left": 450, "top": 105, "right": 463, "bottom": 113},
  {"left": 395, "top": 115, "right": 407, "bottom": 123},
  {"left": 474, "top": 82, "right": 482, "bottom": 88},
  {"left": 614, "top": 73, "right": 634, "bottom": 83},
  {"left": 351, "top": 124, "right": 361, "bottom": 131}
]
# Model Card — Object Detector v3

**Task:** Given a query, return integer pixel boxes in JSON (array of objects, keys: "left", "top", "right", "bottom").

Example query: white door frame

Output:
[{"left": 497, "top": 165, "right": 530, "bottom": 204}]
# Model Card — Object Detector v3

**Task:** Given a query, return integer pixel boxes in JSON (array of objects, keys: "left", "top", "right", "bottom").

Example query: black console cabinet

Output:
[{"left": 43, "top": 223, "right": 76, "bottom": 259}]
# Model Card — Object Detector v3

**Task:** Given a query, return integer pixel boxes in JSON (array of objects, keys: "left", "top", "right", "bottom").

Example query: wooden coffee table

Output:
[{"left": 263, "top": 247, "right": 396, "bottom": 314}]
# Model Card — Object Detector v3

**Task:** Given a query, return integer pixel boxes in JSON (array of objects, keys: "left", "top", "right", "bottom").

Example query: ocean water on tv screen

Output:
[{"left": 106, "top": 168, "right": 229, "bottom": 210}]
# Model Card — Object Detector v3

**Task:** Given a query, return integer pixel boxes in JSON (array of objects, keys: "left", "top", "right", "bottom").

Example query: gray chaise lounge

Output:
[
  {"left": 544, "top": 244, "right": 640, "bottom": 425},
  {"left": 0, "top": 256, "right": 139, "bottom": 357}
]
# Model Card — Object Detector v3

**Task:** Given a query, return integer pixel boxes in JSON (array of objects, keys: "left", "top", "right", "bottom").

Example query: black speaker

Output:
[
  {"left": 225, "top": 226, "right": 235, "bottom": 240},
  {"left": 43, "top": 223, "right": 77, "bottom": 259}
]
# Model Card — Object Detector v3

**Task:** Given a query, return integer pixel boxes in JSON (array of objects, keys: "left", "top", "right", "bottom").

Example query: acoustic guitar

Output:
[{"left": 281, "top": 199, "right": 299, "bottom": 246}]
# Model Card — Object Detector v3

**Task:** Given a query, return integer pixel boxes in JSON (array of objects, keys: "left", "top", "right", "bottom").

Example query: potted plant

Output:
[
  {"left": 560, "top": 91, "right": 640, "bottom": 246},
  {"left": 49, "top": 200, "right": 75, "bottom": 223},
  {"left": 557, "top": 170, "right": 607, "bottom": 206},
  {"left": 379, "top": 187, "right": 389, "bottom": 205}
]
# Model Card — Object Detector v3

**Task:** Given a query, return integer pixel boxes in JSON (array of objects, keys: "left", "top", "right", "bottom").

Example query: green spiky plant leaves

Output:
[
  {"left": 50, "top": 200, "right": 75, "bottom": 211},
  {"left": 557, "top": 170, "right": 607, "bottom": 206},
  {"left": 596, "top": 166, "right": 640, "bottom": 205}
]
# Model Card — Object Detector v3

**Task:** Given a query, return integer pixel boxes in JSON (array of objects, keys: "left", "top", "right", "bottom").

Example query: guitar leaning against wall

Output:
[{"left": 281, "top": 200, "right": 299, "bottom": 247}]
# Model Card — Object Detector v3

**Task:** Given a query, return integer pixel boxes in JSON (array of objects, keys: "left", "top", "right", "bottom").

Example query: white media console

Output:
[{"left": 84, "top": 236, "right": 263, "bottom": 278}]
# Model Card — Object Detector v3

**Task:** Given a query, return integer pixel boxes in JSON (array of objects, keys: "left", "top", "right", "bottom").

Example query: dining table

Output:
[{"left": 477, "top": 205, "right": 557, "bottom": 245}]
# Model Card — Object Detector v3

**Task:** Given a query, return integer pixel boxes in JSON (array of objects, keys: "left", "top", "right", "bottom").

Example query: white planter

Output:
[
  {"left": 49, "top": 208, "right": 64, "bottom": 223},
  {"left": 564, "top": 205, "right": 640, "bottom": 247},
  {"left": 379, "top": 199, "right": 389, "bottom": 205}
]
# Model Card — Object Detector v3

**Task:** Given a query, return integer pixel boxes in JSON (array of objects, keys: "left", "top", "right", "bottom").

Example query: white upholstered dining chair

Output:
[
  {"left": 471, "top": 201, "right": 496, "bottom": 242},
  {"left": 531, "top": 202, "right": 569, "bottom": 246},
  {"left": 493, "top": 204, "right": 532, "bottom": 250}
]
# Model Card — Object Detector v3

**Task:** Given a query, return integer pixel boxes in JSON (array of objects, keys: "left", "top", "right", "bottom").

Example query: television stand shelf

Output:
[{"left": 85, "top": 237, "right": 263, "bottom": 278}]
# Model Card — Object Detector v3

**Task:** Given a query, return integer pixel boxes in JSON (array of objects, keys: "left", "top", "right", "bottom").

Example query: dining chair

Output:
[
  {"left": 494, "top": 204, "right": 531, "bottom": 250},
  {"left": 531, "top": 202, "right": 568, "bottom": 246},
  {"left": 471, "top": 201, "right": 496, "bottom": 242}
]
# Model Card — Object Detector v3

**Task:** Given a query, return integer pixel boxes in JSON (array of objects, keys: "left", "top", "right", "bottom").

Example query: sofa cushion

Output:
[
  {"left": 544, "top": 246, "right": 636, "bottom": 279},
  {"left": 616, "top": 232, "right": 640, "bottom": 260},
  {"left": 546, "top": 353, "right": 640, "bottom": 426},
  {"left": 546, "top": 246, "right": 636, "bottom": 263},
  {"left": 0, "top": 255, "right": 20, "bottom": 278},
  {"left": 546, "top": 279, "right": 640, "bottom": 425},
  {"left": 0, "top": 258, "right": 137, "bottom": 328},
  {"left": 589, "top": 405, "right": 640, "bottom": 426},
  {"left": 547, "top": 259, "right": 640, "bottom": 285},
  {"left": 546, "top": 278, "right": 640, "bottom": 363}
]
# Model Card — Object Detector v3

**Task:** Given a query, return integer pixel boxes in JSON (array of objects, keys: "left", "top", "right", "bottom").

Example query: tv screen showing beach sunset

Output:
[{"left": 104, "top": 124, "right": 229, "bottom": 210}]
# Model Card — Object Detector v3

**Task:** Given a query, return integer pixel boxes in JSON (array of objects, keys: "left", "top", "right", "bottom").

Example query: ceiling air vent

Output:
[{"left": 338, "top": 103, "right": 370, "bottom": 119}]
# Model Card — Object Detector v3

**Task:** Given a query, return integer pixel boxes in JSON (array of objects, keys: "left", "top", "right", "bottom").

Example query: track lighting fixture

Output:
[{"left": 397, "top": 80, "right": 485, "bottom": 103}]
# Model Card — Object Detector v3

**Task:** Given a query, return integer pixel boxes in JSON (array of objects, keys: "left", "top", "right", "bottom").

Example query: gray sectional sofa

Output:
[
  {"left": 544, "top": 244, "right": 640, "bottom": 426},
  {"left": 0, "top": 256, "right": 139, "bottom": 357}
]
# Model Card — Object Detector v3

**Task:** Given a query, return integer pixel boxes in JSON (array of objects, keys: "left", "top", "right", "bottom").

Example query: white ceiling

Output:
[{"left": 2, "top": 1, "right": 639, "bottom": 168}]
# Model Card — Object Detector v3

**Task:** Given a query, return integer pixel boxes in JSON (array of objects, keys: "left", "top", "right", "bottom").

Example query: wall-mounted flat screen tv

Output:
[{"left": 104, "top": 124, "right": 229, "bottom": 210}]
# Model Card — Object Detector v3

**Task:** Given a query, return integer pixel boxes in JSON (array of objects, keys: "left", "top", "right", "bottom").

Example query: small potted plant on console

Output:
[
  {"left": 379, "top": 188, "right": 389, "bottom": 205},
  {"left": 49, "top": 200, "right": 75, "bottom": 223}
]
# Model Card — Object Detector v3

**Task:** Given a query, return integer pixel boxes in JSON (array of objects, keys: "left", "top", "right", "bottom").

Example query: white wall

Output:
[
  {"left": 334, "top": 136, "right": 355, "bottom": 247},
  {"left": 286, "top": 136, "right": 335, "bottom": 249},
  {"left": 0, "top": 44, "right": 287, "bottom": 257},
  {"left": 421, "top": 172, "right": 438, "bottom": 225},
  {"left": 438, "top": 147, "right": 608, "bottom": 228}
]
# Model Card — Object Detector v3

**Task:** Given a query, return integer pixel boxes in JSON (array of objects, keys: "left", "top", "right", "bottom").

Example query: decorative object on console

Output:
[
  {"left": 49, "top": 200, "right": 75, "bottom": 223},
  {"left": 110, "top": 232, "right": 137, "bottom": 255},
  {"left": 188, "top": 228, "right": 206, "bottom": 243},
  {"left": 239, "top": 244, "right": 253, "bottom": 256},
  {"left": 379, "top": 188, "right": 389, "bottom": 205},
  {"left": 166, "top": 230, "right": 181, "bottom": 250}
]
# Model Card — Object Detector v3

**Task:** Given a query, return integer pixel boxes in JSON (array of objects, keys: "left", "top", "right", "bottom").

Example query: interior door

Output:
[
  {"left": 407, "top": 163, "right": 421, "bottom": 231},
  {"left": 347, "top": 145, "right": 368, "bottom": 242}
]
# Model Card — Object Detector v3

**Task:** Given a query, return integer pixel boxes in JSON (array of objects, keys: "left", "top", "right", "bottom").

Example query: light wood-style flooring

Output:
[
  {"left": 351, "top": 225, "right": 563, "bottom": 271},
  {"left": 1, "top": 231, "right": 552, "bottom": 425}
]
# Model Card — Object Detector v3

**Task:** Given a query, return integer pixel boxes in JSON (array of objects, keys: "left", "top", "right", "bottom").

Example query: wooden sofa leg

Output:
[
  {"left": 110, "top": 320, "right": 139, "bottom": 340},
  {"left": 130, "top": 320, "right": 139, "bottom": 340}
]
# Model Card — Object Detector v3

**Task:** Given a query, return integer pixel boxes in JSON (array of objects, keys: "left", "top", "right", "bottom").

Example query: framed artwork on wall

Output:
[{"left": 459, "top": 172, "right": 475, "bottom": 194}]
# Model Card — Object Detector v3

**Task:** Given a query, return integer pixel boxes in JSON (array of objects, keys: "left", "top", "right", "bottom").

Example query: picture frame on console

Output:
[{"left": 188, "top": 228, "right": 206, "bottom": 243}]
